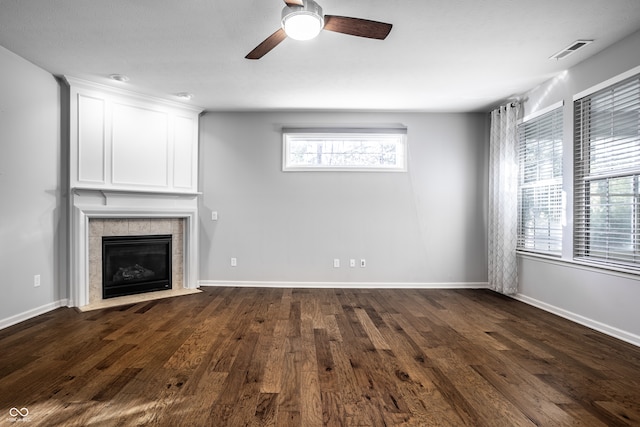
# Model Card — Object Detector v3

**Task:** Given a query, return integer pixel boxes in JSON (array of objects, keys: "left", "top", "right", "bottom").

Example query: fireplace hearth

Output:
[{"left": 102, "top": 234, "right": 172, "bottom": 299}]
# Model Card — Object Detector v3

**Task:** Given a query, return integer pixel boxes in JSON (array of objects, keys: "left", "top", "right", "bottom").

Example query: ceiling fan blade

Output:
[
  {"left": 284, "top": 0, "right": 304, "bottom": 6},
  {"left": 323, "top": 15, "right": 392, "bottom": 40},
  {"left": 245, "top": 28, "right": 287, "bottom": 60}
]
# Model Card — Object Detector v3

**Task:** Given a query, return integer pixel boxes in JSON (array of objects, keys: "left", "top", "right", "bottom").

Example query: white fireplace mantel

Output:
[{"left": 70, "top": 189, "right": 199, "bottom": 308}]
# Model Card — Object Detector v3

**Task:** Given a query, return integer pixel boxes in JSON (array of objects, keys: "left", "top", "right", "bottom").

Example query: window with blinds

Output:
[
  {"left": 517, "top": 106, "right": 564, "bottom": 254},
  {"left": 574, "top": 73, "right": 640, "bottom": 270}
]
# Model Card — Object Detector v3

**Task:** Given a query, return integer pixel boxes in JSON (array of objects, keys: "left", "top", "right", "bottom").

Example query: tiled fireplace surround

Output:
[
  {"left": 70, "top": 189, "right": 199, "bottom": 309},
  {"left": 88, "top": 217, "right": 185, "bottom": 305}
]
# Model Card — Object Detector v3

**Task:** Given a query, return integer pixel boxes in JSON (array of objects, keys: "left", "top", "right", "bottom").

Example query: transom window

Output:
[{"left": 282, "top": 128, "right": 407, "bottom": 171}]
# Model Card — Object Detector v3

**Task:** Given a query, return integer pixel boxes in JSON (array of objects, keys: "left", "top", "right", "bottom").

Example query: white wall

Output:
[
  {"left": 517, "top": 29, "right": 640, "bottom": 345},
  {"left": 199, "top": 111, "right": 488, "bottom": 286},
  {"left": 0, "top": 46, "right": 66, "bottom": 327}
]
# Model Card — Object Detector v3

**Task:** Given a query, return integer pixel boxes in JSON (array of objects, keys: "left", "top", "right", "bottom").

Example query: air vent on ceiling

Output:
[{"left": 549, "top": 39, "right": 593, "bottom": 60}]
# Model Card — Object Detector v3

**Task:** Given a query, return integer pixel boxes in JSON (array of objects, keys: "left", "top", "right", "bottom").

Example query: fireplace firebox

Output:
[{"left": 102, "top": 234, "right": 172, "bottom": 299}]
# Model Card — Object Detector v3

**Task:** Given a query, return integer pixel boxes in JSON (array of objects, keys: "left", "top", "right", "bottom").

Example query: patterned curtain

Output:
[{"left": 488, "top": 103, "right": 520, "bottom": 295}]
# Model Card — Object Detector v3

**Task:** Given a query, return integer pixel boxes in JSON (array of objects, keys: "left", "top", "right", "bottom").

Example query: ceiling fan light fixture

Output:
[
  {"left": 246, "top": 0, "right": 392, "bottom": 60},
  {"left": 281, "top": 0, "right": 324, "bottom": 41}
]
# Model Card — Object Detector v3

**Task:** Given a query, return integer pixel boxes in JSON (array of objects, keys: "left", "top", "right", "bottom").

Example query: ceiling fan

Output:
[{"left": 245, "top": 0, "right": 393, "bottom": 60}]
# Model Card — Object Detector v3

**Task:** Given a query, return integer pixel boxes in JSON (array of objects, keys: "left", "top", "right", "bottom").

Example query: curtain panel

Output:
[{"left": 488, "top": 103, "right": 520, "bottom": 295}]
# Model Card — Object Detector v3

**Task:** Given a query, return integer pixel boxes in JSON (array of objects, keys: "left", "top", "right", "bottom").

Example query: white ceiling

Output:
[{"left": 1, "top": 0, "right": 640, "bottom": 112}]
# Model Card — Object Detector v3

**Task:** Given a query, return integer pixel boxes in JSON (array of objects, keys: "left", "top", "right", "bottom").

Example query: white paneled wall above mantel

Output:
[{"left": 65, "top": 77, "right": 203, "bottom": 194}]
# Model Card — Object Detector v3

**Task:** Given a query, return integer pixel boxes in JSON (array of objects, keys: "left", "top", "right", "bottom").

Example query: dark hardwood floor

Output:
[{"left": 1, "top": 287, "right": 639, "bottom": 426}]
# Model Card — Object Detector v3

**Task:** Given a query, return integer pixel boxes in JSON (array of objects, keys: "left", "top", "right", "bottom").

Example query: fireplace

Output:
[
  {"left": 66, "top": 81, "right": 202, "bottom": 308},
  {"left": 102, "top": 234, "right": 172, "bottom": 299},
  {"left": 70, "top": 189, "right": 199, "bottom": 308}
]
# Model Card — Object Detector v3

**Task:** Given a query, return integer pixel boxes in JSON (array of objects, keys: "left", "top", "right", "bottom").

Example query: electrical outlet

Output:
[
  {"left": 333, "top": 259, "right": 340, "bottom": 268},
  {"left": 360, "top": 259, "right": 366, "bottom": 268},
  {"left": 34, "top": 274, "right": 41, "bottom": 287},
  {"left": 350, "top": 259, "right": 356, "bottom": 268},
  {"left": 231, "top": 257, "right": 237, "bottom": 267},
  {"left": 211, "top": 211, "right": 218, "bottom": 221}
]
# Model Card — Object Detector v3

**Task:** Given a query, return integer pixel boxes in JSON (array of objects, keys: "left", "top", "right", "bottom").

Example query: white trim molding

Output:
[
  {"left": 521, "top": 100, "right": 564, "bottom": 124},
  {"left": 0, "top": 300, "right": 68, "bottom": 331},
  {"left": 573, "top": 64, "right": 640, "bottom": 101},
  {"left": 512, "top": 293, "right": 640, "bottom": 348},
  {"left": 199, "top": 280, "right": 489, "bottom": 289}
]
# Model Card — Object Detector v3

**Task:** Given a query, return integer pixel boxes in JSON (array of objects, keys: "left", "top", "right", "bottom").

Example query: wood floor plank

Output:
[
  {"left": 260, "top": 319, "right": 290, "bottom": 393},
  {"left": 253, "top": 392, "right": 279, "bottom": 426},
  {"left": 354, "top": 307, "right": 391, "bottom": 351},
  {"left": 277, "top": 350, "right": 300, "bottom": 414},
  {"left": 314, "top": 328, "right": 337, "bottom": 392},
  {"left": 471, "top": 363, "right": 572, "bottom": 425},
  {"left": 323, "top": 313, "right": 343, "bottom": 343},
  {"left": 327, "top": 341, "right": 363, "bottom": 403},
  {"left": 1, "top": 288, "right": 639, "bottom": 426},
  {"left": 300, "top": 369, "right": 323, "bottom": 427},
  {"left": 320, "top": 391, "right": 346, "bottom": 426}
]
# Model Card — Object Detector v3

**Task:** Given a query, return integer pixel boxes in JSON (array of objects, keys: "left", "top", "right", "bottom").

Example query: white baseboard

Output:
[
  {"left": 513, "top": 293, "right": 640, "bottom": 348},
  {"left": 0, "top": 299, "right": 68, "bottom": 331},
  {"left": 199, "top": 280, "right": 489, "bottom": 289}
]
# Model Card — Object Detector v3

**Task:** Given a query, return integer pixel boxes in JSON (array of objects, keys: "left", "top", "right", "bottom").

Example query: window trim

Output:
[
  {"left": 282, "top": 127, "right": 408, "bottom": 172},
  {"left": 573, "top": 64, "right": 640, "bottom": 101},
  {"left": 521, "top": 100, "right": 564, "bottom": 124}
]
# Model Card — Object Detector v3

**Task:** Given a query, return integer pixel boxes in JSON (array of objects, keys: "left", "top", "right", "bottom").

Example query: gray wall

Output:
[
  {"left": 0, "top": 46, "right": 66, "bottom": 325},
  {"left": 199, "top": 111, "right": 488, "bottom": 285},
  {"left": 517, "top": 29, "right": 640, "bottom": 344}
]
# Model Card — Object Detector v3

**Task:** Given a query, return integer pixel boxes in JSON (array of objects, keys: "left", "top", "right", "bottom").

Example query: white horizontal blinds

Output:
[
  {"left": 517, "top": 106, "right": 563, "bottom": 254},
  {"left": 574, "top": 73, "right": 640, "bottom": 269}
]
